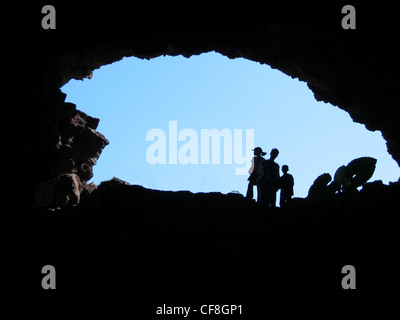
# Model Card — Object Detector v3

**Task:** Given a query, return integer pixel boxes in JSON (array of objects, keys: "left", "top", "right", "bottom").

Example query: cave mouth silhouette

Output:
[
  {"left": 5, "top": 3, "right": 400, "bottom": 307},
  {"left": 61, "top": 52, "right": 400, "bottom": 198}
]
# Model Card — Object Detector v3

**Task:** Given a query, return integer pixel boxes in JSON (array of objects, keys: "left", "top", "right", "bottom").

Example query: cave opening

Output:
[{"left": 61, "top": 51, "right": 400, "bottom": 198}]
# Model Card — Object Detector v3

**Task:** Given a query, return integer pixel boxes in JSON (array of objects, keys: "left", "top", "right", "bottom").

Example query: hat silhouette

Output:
[{"left": 252, "top": 147, "right": 267, "bottom": 156}]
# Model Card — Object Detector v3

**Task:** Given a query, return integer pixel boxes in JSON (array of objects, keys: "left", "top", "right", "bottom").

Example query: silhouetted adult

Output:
[
  {"left": 257, "top": 148, "right": 280, "bottom": 207},
  {"left": 246, "top": 147, "right": 267, "bottom": 201},
  {"left": 279, "top": 164, "right": 294, "bottom": 207}
]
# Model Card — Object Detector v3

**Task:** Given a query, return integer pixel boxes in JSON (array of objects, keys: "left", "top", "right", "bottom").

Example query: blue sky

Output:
[{"left": 62, "top": 52, "right": 400, "bottom": 199}]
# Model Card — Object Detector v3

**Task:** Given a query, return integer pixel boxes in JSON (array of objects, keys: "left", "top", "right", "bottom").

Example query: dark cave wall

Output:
[
  {"left": 3, "top": 2, "right": 400, "bottom": 208},
  {"left": 3, "top": 3, "right": 400, "bottom": 310},
  {"left": 53, "top": 4, "right": 400, "bottom": 166}
]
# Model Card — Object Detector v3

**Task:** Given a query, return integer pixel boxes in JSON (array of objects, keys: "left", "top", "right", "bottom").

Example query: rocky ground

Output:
[{"left": 3, "top": 177, "right": 400, "bottom": 316}]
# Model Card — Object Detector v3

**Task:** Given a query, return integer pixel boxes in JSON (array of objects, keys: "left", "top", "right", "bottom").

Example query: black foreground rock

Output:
[{"left": 4, "top": 178, "right": 400, "bottom": 316}]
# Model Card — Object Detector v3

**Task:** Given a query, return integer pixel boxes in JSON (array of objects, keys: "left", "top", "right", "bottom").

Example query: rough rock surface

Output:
[{"left": 6, "top": 178, "right": 400, "bottom": 314}]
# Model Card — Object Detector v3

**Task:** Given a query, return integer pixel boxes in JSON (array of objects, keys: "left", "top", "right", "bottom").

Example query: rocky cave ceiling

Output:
[{"left": 3, "top": 3, "right": 400, "bottom": 207}]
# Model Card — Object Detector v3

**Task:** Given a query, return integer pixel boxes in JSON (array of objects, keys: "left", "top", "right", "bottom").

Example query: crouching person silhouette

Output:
[
  {"left": 257, "top": 148, "right": 280, "bottom": 207},
  {"left": 246, "top": 147, "right": 267, "bottom": 202},
  {"left": 279, "top": 165, "right": 294, "bottom": 207}
]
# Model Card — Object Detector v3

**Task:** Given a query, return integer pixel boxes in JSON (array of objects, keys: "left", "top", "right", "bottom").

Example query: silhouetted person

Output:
[
  {"left": 258, "top": 148, "right": 280, "bottom": 207},
  {"left": 246, "top": 147, "right": 267, "bottom": 201},
  {"left": 279, "top": 165, "right": 294, "bottom": 207}
]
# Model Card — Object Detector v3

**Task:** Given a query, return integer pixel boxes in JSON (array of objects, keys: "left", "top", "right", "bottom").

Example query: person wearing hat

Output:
[{"left": 246, "top": 147, "right": 267, "bottom": 201}]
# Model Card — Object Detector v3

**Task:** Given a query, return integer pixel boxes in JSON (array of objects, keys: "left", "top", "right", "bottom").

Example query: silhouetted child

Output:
[
  {"left": 246, "top": 147, "right": 267, "bottom": 201},
  {"left": 258, "top": 148, "right": 280, "bottom": 207},
  {"left": 279, "top": 164, "right": 294, "bottom": 207}
]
